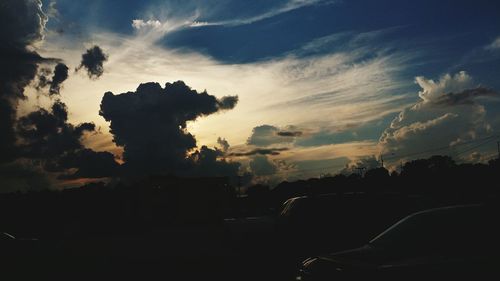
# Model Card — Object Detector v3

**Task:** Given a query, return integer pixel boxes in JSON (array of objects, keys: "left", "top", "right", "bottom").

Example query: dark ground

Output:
[{"left": 2, "top": 156, "right": 500, "bottom": 280}]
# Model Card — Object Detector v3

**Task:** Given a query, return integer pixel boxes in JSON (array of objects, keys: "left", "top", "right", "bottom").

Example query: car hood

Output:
[
  {"left": 315, "top": 245, "right": 384, "bottom": 269},
  {"left": 309, "top": 245, "right": 470, "bottom": 271}
]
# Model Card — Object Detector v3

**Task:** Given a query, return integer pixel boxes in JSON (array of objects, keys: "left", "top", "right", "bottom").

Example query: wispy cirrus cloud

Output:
[
  {"left": 188, "top": 0, "right": 335, "bottom": 27},
  {"left": 486, "top": 36, "right": 500, "bottom": 50},
  {"left": 129, "top": 0, "right": 335, "bottom": 36}
]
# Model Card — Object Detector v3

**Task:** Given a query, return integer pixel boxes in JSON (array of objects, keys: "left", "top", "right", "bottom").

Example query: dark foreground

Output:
[
  {"left": 3, "top": 196, "right": 500, "bottom": 281},
  {"left": 3, "top": 157, "right": 500, "bottom": 280}
]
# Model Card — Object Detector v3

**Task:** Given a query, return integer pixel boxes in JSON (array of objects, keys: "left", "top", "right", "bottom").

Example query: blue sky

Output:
[
  {"left": 32, "top": 0, "right": 500, "bottom": 183},
  {"left": 47, "top": 0, "right": 500, "bottom": 69}
]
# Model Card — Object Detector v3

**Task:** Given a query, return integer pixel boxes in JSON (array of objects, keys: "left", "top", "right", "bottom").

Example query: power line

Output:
[
  {"left": 453, "top": 137, "right": 497, "bottom": 157},
  {"left": 383, "top": 135, "right": 499, "bottom": 161}
]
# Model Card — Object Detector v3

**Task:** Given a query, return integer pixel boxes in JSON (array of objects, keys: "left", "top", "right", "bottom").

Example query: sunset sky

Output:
[{"left": 2, "top": 0, "right": 500, "bottom": 190}]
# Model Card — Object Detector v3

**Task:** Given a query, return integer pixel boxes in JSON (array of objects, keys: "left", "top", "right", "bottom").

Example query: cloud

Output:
[
  {"left": 217, "top": 95, "right": 239, "bottom": 110},
  {"left": 379, "top": 71, "right": 499, "bottom": 166},
  {"left": 415, "top": 71, "right": 474, "bottom": 102},
  {"left": 217, "top": 137, "right": 230, "bottom": 152},
  {"left": 15, "top": 100, "right": 120, "bottom": 180},
  {"left": 0, "top": 0, "right": 47, "bottom": 48},
  {"left": 190, "top": 0, "right": 333, "bottom": 27},
  {"left": 0, "top": 1, "right": 114, "bottom": 191},
  {"left": 432, "top": 87, "right": 497, "bottom": 106},
  {"left": 132, "top": 19, "right": 162, "bottom": 30},
  {"left": 99, "top": 80, "right": 239, "bottom": 176},
  {"left": 76, "top": 45, "right": 108, "bottom": 79},
  {"left": 277, "top": 130, "right": 302, "bottom": 137},
  {"left": 341, "top": 156, "right": 381, "bottom": 175},
  {"left": 229, "top": 147, "right": 289, "bottom": 157},
  {"left": 186, "top": 145, "right": 240, "bottom": 177},
  {"left": 45, "top": 1, "right": 60, "bottom": 20},
  {"left": 17, "top": 101, "right": 95, "bottom": 159},
  {"left": 189, "top": 21, "right": 211, "bottom": 27},
  {"left": 0, "top": 0, "right": 48, "bottom": 163},
  {"left": 57, "top": 149, "right": 120, "bottom": 179},
  {"left": 35, "top": 67, "right": 53, "bottom": 91},
  {"left": 247, "top": 125, "right": 301, "bottom": 146},
  {"left": 486, "top": 37, "right": 500, "bottom": 50},
  {"left": 48, "top": 63, "right": 69, "bottom": 95},
  {"left": 33, "top": 62, "right": 69, "bottom": 95},
  {"left": 255, "top": 47, "right": 414, "bottom": 130},
  {"left": 249, "top": 155, "right": 277, "bottom": 176}
]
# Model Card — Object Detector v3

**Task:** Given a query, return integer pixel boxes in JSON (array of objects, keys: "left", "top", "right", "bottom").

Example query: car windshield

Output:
[{"left": 369, "top": 206, "right": 492, "bottom": 253}]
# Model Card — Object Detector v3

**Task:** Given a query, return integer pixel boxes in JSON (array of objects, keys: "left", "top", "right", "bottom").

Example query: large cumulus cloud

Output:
[
  {"left": 379, "top": 71, "right": 499, "bottom": 164},
  {"left": 99, "top": 80, "right": 239, "bottom": 176}
]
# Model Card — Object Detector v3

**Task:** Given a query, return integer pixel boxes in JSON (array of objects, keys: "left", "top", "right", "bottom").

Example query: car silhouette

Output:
[
  {"left": 297, "top": 204, "right": 500, "bottom": 280},
  {"left": 276, "top": 193, "right": 418, "bottom": 257}
]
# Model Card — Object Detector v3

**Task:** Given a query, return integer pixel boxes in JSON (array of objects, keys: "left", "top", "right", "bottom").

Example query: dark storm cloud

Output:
[
  {"left": 49, "top": 63, "right": 69, "bottom": 95},
  {"left": 0, "top": 0, "right": 47, "bottom": 49},
  {"left": 277, "top": 130, "right": 303, "bottom": 137},
  {"left": 57, "top": 149, "right": 120, "bottom": 179},
  {"left": 433, "top": 87, "right": 498, "bottom": 106},
  {"left": 217, "top": 95, "right": 239, "bottom": 110},
  {"left": 229, "top": 147, "right": 289, "bottom": 157},
  {"left": 17, "top": 101, "right": 95, "bottom": 159},
  {"left": 1, "top": 0, "right": 119, "bottom": 190},
  {"left": 16, "top": 100, "right": 120, "bottom": 179},
  {"left": 77, "top": 45, "right": 108, "bottom": 79},
  {"left": 99, "top": 80, "right": 239, "bottom": 176},
  {"left": 0, "top": 0, "right": 47, "bottom": 163}
]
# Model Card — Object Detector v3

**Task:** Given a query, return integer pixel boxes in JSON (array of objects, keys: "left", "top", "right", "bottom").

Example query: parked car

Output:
[
  {"left": 276, "top": 193, "right": 418, "bottom": 256},
  {"left": 298, "top": 204, "right": 500, "bottom": 280}
]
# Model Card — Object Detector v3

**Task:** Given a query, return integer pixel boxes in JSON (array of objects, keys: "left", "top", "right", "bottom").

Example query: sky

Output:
[{"left": 2, "top": 0, "right": 500, "bottom": 191}]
